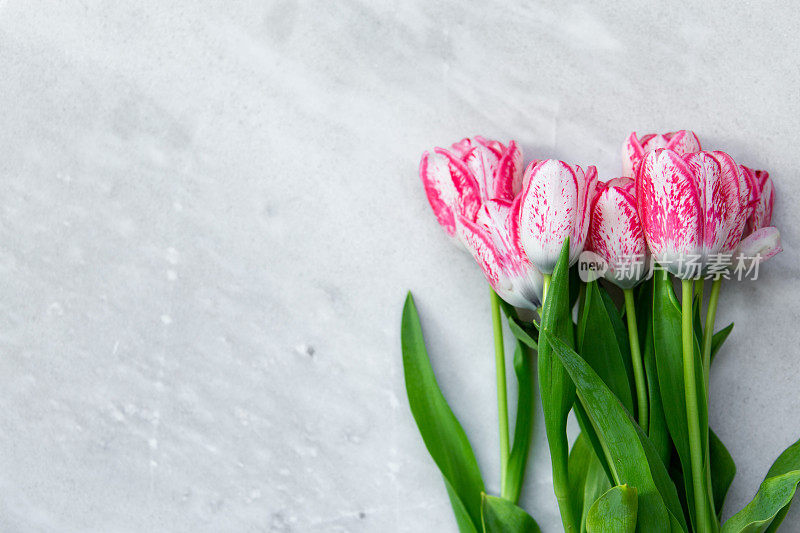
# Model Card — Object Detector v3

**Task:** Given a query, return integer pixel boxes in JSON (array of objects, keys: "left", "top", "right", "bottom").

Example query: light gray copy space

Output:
[{"left": 0, "top": 1, "right": 798, "bottom": 531}]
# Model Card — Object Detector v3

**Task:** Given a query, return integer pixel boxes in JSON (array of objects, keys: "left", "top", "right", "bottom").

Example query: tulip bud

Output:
[
  {"left": 586, "top": 178, "right": 649, "bottom": 288},
  {"left": 518, "top": 159, "right": 598, "bottom": 274},
  {"left": 622, "top": 130, "right": 701, "bottom": 178}
]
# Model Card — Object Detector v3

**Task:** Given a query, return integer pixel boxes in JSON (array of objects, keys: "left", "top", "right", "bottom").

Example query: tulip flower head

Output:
[
  {"left": 518, "top": 159, "right": 598, "bottom": 274},
  {"left": 456, "top": 198, "right": 543, "bottom": 310},
  {"left": 419, "top": 137, "right": 523, "bottom": 240},
  {"left": 587, "top": 177, "right": 649, "bottom": 288},
  {"left": 623, "top": 130, "right": 701, "bottom": 178},
  {"left": 636, "top": 149, "right": 769, "bottom": 278}
]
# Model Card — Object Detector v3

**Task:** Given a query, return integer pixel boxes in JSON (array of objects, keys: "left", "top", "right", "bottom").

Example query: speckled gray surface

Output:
[{"left": 0, "top": 1, "right": 799, "bottom": 531}]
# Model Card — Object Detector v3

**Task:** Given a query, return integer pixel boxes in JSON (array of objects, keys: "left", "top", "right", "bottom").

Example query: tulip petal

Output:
[
  {"left": 685, "top": 151, "right": 742, "bottom": 256},
  {"left": 419, "top": 151, "right": 457, "bottom": 236},
  {"left": 519, "top": 159, "right": 579, "bottom": 274},
  {"left": 665, "top": 130, "right": 701, "bottom": 154},
  {"left": 456, "top": 214, "right": 505, "bottom": 288},
  {"left": 746, "top": 169, "right": 774, "bottom": 233},
  {"left": 572, "top": 165, "right": 598, "bottom": 263},
  {"left": 622, "top": 133, "right": 645, "bottom": 177},
  {"left": 494, "top": 140, "right": 524, "bottom": 200},
  {"left": 588, "top": 177, "right": 648, "bottom": 288},
  {"left": 637, "top": 149, "right": 702, "bottom": 277},
  {"left": 462, "top": 145, "right": 499, "bottom": 200},
  {"left": 734, "top": 226, "right": 782, "bottom": 272},
  {"left": 434, "top": 147, "right": 482, "bottom": 221}
]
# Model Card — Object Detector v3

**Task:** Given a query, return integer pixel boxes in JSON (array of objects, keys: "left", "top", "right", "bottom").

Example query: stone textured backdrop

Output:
[{"left": 0, "top": 1, "right": 798, "bottom": 531}]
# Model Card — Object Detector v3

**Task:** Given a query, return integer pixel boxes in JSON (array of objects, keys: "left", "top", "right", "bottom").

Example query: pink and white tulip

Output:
[
  {"left": 636, "top": 149, "right": 770, "bottom": 278},
  {"left": 419, "top": 137, "right": 523, "bottom": 239},
  {"left": 587, "top": 177, "right": 649, "bottom": 288},
  {"left": 518, "top": 159, "right": 598, "bottom": 274},
  {"left": 456, "top": 198, "right": 543, "bottom": 310},
  {"left": 622, "top": 130, "right": 701, "bottom": 178}
]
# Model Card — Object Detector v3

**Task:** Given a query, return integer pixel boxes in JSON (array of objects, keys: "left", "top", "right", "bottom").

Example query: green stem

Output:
[
  {"left": 682, "top": 280, "right": 712, "bottom": 533},
  {"left": 695, "top": 278, "right": 705, "bottom": 304},
  {"left": 702, "top": 279, "right": 722, "bottom": 387},
  {"left": 553, "top": 450, "right": 577, "bottom": 532},
  {"left": 624, "top": 289, "right": 648, "bottom": 430},
  {"left": 490, "top": 288, "right": 510, "bottom": 498},
  {"left": 542, "top": 274, "right": 551, "bottom": 304}
]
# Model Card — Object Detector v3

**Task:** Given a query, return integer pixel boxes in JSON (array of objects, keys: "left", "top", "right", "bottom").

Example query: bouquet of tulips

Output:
[{"left": 401, "top": 132, "right": 799, "bottom": 533}]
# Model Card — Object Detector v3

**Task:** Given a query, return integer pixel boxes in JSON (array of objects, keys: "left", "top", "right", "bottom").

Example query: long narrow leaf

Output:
[
  {"left": 546, "top": 334, "right": 688, "bottom": 532},
  {"left": 710, "top": 429, "right": 736, "bottom": 518},
  {"left": 637, "top": 279, "right": 671, "bottom": 467},
  {"left": 401, "top": 293, "right": 485, "bottom": 531},
  {"left": 504, "top": 340, "right": 536, "bottom": 502},
  {"left": 577, "top": 280, "right": 634, "bottom": 413}
]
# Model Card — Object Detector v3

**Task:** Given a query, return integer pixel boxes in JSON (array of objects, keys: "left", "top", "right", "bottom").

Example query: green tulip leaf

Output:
[
  {"left": 637, "top": 279, "right": 671, "bottom": 466},
  {"left": 577, "top": 280, "right": 635, "bottom": 413},
  {"left": 504, "top": 340, "right": 536, "bottom": 502},
  {"left": 710, "top": 323, "right": 734, "bottom": 364},
  {"left": 481, "top": 493, "right": 542, "bottom": 533},
  {"left": 710, "top": 429, "right": 736, "bottom": 518},
  {"left": 570, "top": 432, "right": 612, "bottom": 533},
  {"left": 401, "top": 293, "right": 485, "bottom": 532},
  {"left": 545, "top": 333, "right": 688, "bottom": 533},
  {"left": 722, "top": 437, "right": 800, "bottom": 533},
  {"left": 586, "top": 485, "right": 639, "bottom": 533}
]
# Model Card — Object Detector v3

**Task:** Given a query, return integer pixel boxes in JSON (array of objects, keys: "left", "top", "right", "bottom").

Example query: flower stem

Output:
[
  {"left": 682, "top": 279, "right": 712, "bottom": 533},
  {"left": 490, "top": 288, "right": 510, "bottom": 498},
  {"left": 542, "top": 274, "right": 551, "bottom": 304},
  {"left": 702, "top": 279, "right": 722, "bottom": 387},
  {"left": 624, "top": 289, "right": 648, "bottom": 430}
]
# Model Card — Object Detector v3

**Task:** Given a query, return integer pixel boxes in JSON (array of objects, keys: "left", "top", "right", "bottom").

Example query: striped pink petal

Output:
[
  {"left": 572, "top": 165, "right": 599, "bottom": 264},
  {"left": 735, "top": 226, "right": 782, "bottom": 265},
  {"left": 456, "top": 211, "right": 543, "bottom": 310},
  {"left": 419, "top": 151, "right": 457, "bottom": 237},
  {"left": 587, "top": 177, "right": 648, "bottom": 288},
  {"left": 636, "top": 149, "right": 702, "bottom": 278},
  {"left": 623, "top": 130, "right": 701, "bottom": 177},
  {"left": 744, "top": 168, "right": 774, "bottom": 234},
  {"left": 433, "top": 147, "right": 482, "bottom": 222},
  {"left": 518, "top": 159, "right": 595, "bottom": 274},
  {"left": 685, "top": 151, "right": 743, "bottom": 256}
]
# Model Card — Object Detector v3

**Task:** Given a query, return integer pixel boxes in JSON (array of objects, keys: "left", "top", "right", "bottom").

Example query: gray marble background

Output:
[{"left": 1, "top": 1, "right": 798, "bottom": 531}]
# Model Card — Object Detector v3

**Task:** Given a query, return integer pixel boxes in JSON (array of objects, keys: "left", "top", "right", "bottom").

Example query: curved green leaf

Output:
[
  {"left": 587, "top": 485, "right": 638, "bottom": 533},
  {"left": 637, "top": 279, "right": 671, "bottom": 467},
  {"left": 599, "top": 285, "right": 636, "bottom": 396},
  {"left": 481, "top": 493, "right": 542, "bottom": 533},
  {"left": 568, "top": 432, "right": 593, "bottom": 527},
  {"left": 722, "top": 471, "right": 800, "bottom": 533},
  {"left": 504, "top": 340, "right": 536, "bottom": 502},
  {"left": 710, "top": 323, "right": 734, "bottom": 364},
  {"left": 546, "top": 334, "right": 688, "bottom": 532},
  {"left": 710, "top": 429, "right": 736, "bottom": 518},
  {"left": 401, "top": 293, "right": 485, "bottom": 532},
  {"left": 577, "top": 281, "right": 634, "bottom": 413}
]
